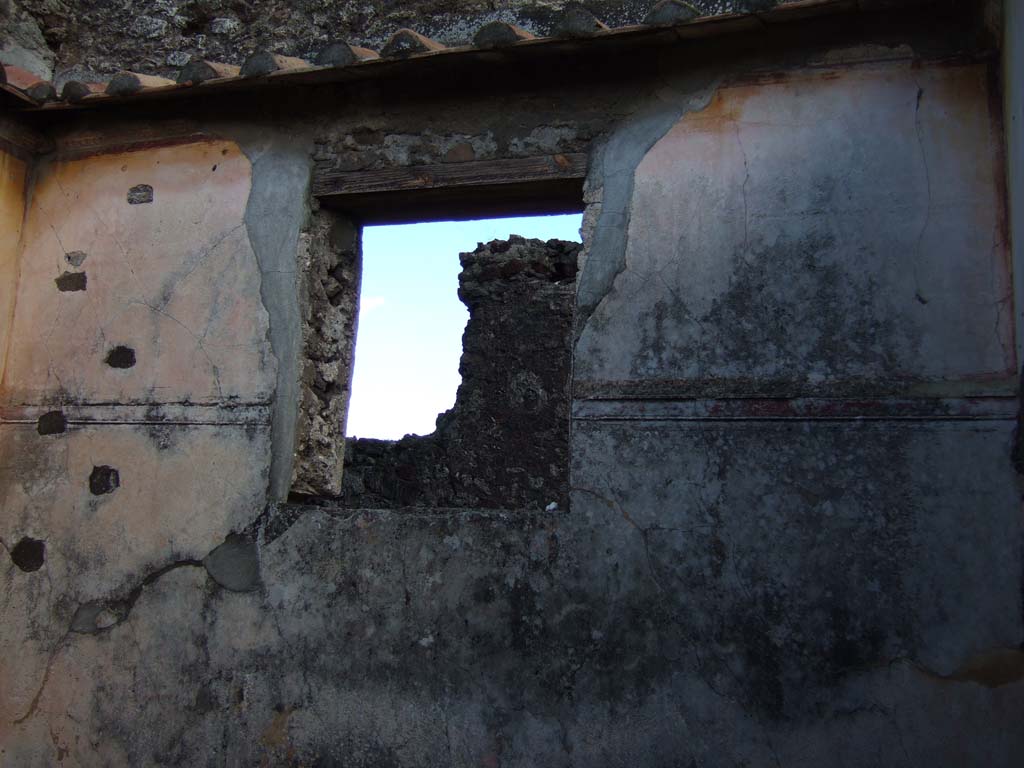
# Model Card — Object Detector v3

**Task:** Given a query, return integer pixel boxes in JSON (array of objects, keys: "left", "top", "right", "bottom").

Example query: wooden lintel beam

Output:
[
  {"left": 318, "top": 178, "right": 586, "bottom": 225},
  {"left": 312, "top": 153, "right": 588, "bottom": 200}
]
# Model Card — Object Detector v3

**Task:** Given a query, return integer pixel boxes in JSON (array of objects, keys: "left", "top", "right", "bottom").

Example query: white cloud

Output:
[{"left": 359, "top": 296, "right": 386, "bottom": 313}]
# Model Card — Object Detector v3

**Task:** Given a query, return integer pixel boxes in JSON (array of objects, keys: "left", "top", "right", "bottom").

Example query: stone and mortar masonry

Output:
[
  {"left": 342, "top": 235, "right": 578, "bottom": 510},
  {"left": 1, "top": 0, "right": 754, "bottom": 82},
  {"left": 291, "top": 206, "right": 361, "bottom": 497}
]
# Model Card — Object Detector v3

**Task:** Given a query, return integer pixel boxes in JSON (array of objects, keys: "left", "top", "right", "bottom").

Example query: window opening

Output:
[{"left": 346, "top": 214, "right": 583, "bottom": 441}]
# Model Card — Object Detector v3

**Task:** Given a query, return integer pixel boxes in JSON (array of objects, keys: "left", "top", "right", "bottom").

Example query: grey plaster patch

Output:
[
  {"left": 204, "top": 533, "right": 261, "bottom": 592},
  {"left": 70, "top": 600, "right": 114, "bottom": 633},
  {"left": 575, "top": 71, "right": 720, "bottom": 337},
  {"left": 1007, "top": 0, "right": 1024, "bottom": 480},
  {"left": 570, "top": 418, "right": 1023, "bottom": 714},
  {"left": 64, "top": 250, "right": 87, "bottom": 267},
  {"left": 0, "top": 3, "right": 54, "bottom": 80},
  {"left": 229, "top": 124, "right": 314, "bottom": 501},
  {"left": 68, "top": 558, "right": 205, "bottom": 633}
]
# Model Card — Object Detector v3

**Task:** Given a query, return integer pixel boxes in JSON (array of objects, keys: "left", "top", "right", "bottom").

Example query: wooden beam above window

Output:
[{"left": 312, "top": 153, "right": 587, "bottom": 224}]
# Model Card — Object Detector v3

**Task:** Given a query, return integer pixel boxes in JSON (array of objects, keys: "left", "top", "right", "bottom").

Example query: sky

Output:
[{"left": 345, "top": 213, "right": 583, "bottom": 440}]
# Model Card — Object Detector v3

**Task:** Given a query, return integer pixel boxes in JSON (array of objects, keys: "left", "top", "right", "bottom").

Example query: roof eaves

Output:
[{"left": 1, "top": 0, "right": 936, "bottom": 114}]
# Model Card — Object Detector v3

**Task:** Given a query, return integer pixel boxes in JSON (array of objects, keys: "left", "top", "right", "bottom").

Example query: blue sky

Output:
[{"left": 346, "top": 213, "right": 583, "bottom": 440}]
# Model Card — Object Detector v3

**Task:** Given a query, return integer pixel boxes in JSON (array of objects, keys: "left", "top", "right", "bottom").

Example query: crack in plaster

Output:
[
  {"left": 128, "top": 299, "right": 224, "bottom": 399},
  {"left": 11, "top": 631, "right": 68, "bottom": 725},
  {"left": 912, "top": 83, "right": 932, "bottom": 306},
  {"left": 734, "top": 122, "right": 751, "bottom": 259},
  {"left": 571, "top": 484, "right": 668, "bottom": 593},
  {"left": 11, "top": 557, "right": 206, "bottom": 725}
]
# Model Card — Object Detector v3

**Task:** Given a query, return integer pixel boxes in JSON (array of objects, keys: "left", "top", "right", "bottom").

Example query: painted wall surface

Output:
[
  {"left": 1008, "top": 0, "right": 1024, "bottom": 365},
  {"left": 0, "top": 147, "right": 26, "bottom": 387},
  {"left": 0, "top": 141, "right": 277, "bottom": 749},
  {"left": 566, "top": 56, "right": 1023, "bottom": 762},
  {"left": 2, "top": 141, "right": 274, "bottom": 405},
  {"left": 576, "top": 63, "right": 1013, "bottom": 396}
]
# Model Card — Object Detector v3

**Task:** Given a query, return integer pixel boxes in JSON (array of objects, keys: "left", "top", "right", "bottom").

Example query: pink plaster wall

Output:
[
  {"left": 0, "top": 140, "right": 277, "bottom": 734},
  {"left": 1, "top": 140, "right": 276, "bottom": 406},
  {"left": 0, "top": 148, "right": 27, "bottom": 388}
]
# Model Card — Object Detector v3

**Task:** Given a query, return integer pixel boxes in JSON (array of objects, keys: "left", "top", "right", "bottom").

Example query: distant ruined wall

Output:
[
  {"left": 342, "top": 235, "right": 578, "bottom": 510},
  {"left": 1, "top": 0, "right": 749, "bottom": 81}
]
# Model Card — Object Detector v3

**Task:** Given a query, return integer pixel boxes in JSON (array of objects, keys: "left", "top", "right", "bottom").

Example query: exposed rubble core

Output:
[
  {"left": 291, "top": 208, "right": 361, "bottom": 497},
  {"left": 342, "top": 235, "right": 578, "bottom": 510}
]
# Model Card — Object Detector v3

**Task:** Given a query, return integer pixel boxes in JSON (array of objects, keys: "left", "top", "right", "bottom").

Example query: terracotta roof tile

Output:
[
  {"left": 61, "top": 81, "right": 105, "bottom": 103},
  {"left": 25, "top": 81, "right": 58, "bottom": 103},
  {"left": 380, "top": 29, "right": 446, "bottom": 58},
  {"left": 553, "top": 6, "right": 611, "bottom": 38},
  {"left": 177, "top": 59, "right": 241, "bottom": 85},
  {"left": 314, "top": 41, "right": 380, "bottom": 67},
  {"left": 671, "top": 10, "right": 763, "bottom": 38},
  {"left": 0, "top": 1, "right": 935, "bottom": 112},
  {"left": 107, "top": 72, "right": 176, "bottom": 97},
  {"left": 473, "top": 21, "right": 536, "bottom": 48},
  {"left": 240, "top": 52, "right": 313, "bottom": 78},
  {"left": 758, "top": 0, "right": 855, "bottom": 21},
  {"left": 1, "top": 65, "right": 55, "bottom": 106},
  {"left": 643, "top": 0, "right": 701, "bottom": 27},
  {"left": 2, "top": 64, "right": 44, "bottom": 90}
]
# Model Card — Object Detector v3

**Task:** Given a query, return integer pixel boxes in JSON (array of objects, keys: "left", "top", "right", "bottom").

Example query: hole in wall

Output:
[
  {"left": 89, "top": 465, "right": 120, "bottom": 495},
  {"left": 37, "top": 410, "right": 67, "bottom": 435},
  {"left": 10, "top": 537, "right": 45, "bottom": 572},
  {"left": 345, "top": 213, "right": 582, "bottom": 441},
  {"left": 55, "top": 271, "right": 87, "bottom": 292},
  {"left": 105, "top": 345, "right": 136, "bottom": 369},
  {"left": 127, "top": 184, "right": 153, "bottom": 205}
]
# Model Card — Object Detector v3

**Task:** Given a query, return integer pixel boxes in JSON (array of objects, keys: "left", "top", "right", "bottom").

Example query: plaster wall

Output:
[
  {"left": 566, "top": 51, "right": 1023, "bottom": 762},
  {"left": 0, "top": 147, "right": 26, "bottom": 387},
  {"left": 576, "top": 62, "right": 1013, "bottom": 396},
  {"left": 0, "top": 140, "right": 280, "bottom": 748},
  {"left": 2, "top": 141, "right": 274, "bottom": 405},
  {"left": 2, "top": 20, "right": 1022, "bottom": 768},
  {"left": 1008, "top": 0, "right": 1024, "bottom": 366}
]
